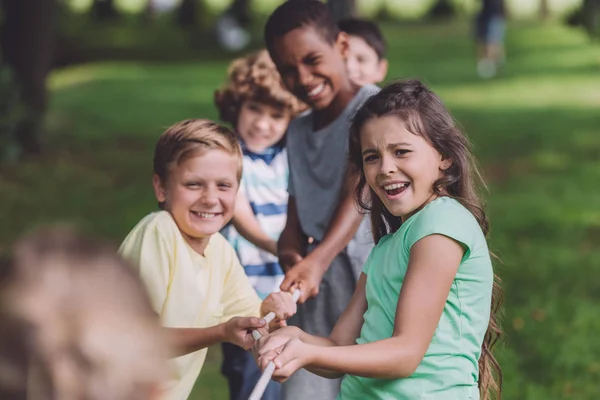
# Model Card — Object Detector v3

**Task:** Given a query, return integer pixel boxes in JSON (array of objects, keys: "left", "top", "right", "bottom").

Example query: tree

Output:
[
  {"left": 0, "top": 0, "right": 57, "bottom": 155},
  {"left": 91, "top": 0, "right": 119, "bottom": 22}
]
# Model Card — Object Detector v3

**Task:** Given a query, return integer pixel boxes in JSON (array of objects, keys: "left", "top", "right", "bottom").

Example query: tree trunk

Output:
[
  {"left": 327, "top": 0, "right": 356, "bottom": 22},
  {"left": 177, "top": 0, "right": 198, "bottom": 28},
  {"left": 539, "top": 0, "right": 550, "bottom": 20},
  {"left": 1, "top": 0, "right": 56, "bottom": 154},
  {"left": 91, "top": 0, "right": 119, "bottom": 22}
]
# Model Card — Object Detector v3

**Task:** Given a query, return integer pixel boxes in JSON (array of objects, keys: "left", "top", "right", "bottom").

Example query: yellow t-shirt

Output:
[{"left": 118, "top": 211, "right": 262, "bottom": 400}]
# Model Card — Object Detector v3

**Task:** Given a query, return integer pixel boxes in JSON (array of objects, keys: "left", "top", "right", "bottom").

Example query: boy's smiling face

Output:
[
  {"left": 270, "top": 26, "right": 349, "bottom": 111},
  {"left": 153, "top": 149, "right": 239, "bottom": 254}
]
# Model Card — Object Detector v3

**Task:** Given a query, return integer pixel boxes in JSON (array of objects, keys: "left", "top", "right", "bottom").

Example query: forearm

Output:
[
  {"left": 233, "top": 192, "right": 278, "bottom": 256},
  {"left": 164, "top": 325, "right": 224, "bottom": 357},
  {"left": 306, "top": 337, "right": 419, "bottom": 379},
  {"left": 308, "top": 195, "right": 363, "bottom": 269},
  {"left": 278, "top": 197, "right": 306, "bottom": 256},
  {"left": 234, "top": 219, "right": 278, "bottom": 256}
]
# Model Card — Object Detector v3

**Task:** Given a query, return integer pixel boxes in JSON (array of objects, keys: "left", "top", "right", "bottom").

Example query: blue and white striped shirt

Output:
[{"left": 224, "top": 143, "right": 288, "bottom": 299}]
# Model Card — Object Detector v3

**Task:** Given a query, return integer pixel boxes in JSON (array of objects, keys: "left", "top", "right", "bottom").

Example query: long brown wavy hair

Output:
[{"left": 348, "top": 79, "right": 503, "bottom": 400}]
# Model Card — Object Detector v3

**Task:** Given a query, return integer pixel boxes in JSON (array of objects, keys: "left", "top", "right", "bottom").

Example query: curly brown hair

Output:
[{"left": 214, "top": 49, "right": 306, "bottom": 127}]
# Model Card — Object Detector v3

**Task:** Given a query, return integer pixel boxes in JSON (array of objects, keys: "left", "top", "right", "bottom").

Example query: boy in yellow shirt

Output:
[{"left": 119, "top": 119, "right": 296, "bottom": 400}]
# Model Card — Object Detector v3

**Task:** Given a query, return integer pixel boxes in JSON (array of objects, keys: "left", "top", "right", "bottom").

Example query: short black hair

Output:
[
  {"left": 338, "top": 17, "right": 387, "bottom": 60},
  {"left": 264, "top": 0, "right": 340, "bottom": 58}
]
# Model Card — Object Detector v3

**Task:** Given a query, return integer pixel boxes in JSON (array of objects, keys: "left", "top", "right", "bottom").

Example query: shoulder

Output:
[
  {"left": 403, "top": 197, "right": 484, "bottom": 252},
  {"left": 120, "top": 211, "right": 180, "bottom": 252},
  {"left": 287, "top": 111, "right": 313, "bottom": 138}
]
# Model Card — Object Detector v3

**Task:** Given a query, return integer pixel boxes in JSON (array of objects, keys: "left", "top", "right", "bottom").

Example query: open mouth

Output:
[
  {"left": 305, "top": 83, "right": 326, "bottom": 100},
  {"left": 382, "top": 182, "right": 410, "bottom": 197},
  {"left": 191, "top": 211, "right": 221, "bottom": 220}
]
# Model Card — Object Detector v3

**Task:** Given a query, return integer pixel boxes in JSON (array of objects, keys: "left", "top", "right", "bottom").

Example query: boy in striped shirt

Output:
[{"left": 214, "top": 49, "right": 306, "bottom": 400}]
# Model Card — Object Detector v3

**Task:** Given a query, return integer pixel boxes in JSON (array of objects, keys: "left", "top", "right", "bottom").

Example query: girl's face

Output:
[
  {"left": 236, "top": 100, "right": 290, "bottom": 153},
  {"left": 360, "top": 115, "right": 451, "bottom": 221},
  {"left": 153, "top": 149, "right": 239, "bottom": 254},
  {"left": 270, "top": 26, "right": 349, "bottom": 111}
]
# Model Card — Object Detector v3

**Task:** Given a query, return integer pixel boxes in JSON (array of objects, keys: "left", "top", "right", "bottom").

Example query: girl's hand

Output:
[
  {"left": 253, "top": 326, "right": 301, "bottom": 358},
  {"left": 258, "top": 338, "right": 314, "bottom": 382},
  {"left": 260, "top": 291, "right": 297, "bottom": 325},
  {"left": 221, "top": 317, "right": 267, "bottom": 350}
]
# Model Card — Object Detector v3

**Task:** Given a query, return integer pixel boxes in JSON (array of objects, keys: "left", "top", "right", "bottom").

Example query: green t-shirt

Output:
[{"left": 338, "top": 197, "right": 493, "bottom": 400}]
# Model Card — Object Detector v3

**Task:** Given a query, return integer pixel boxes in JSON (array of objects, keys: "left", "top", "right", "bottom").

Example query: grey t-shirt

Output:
[{"left": 287, "top": 84, "right": 380, "bottom": 271}]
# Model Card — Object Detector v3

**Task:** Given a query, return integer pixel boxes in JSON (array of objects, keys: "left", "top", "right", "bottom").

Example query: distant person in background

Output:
[
  {"left": 338, "top": 18, "right": 388, "bottom": 86},
  {"left": 475, "top": 0, "right": 506, "bottom": 79},
  {"left": 0, "top": 228, "right": 169, "bottom": 400},
  {"left": 216, "top": 0, "right": 358, "bottom": 52}
]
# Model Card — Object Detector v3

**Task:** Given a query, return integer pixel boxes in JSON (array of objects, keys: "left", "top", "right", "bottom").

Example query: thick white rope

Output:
[{"left": 248, "top": 289, "right": 301, "bottom": 400}]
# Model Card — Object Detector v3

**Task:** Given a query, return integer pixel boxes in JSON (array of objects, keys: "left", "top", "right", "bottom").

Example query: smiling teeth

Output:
[
  {"left": 308, "top": 84, "right": 324, "bottom": 97},
  {"left": 384, "top": 183, "right": 408, "bottom": 190},
  {"left": 194, "top": 212, "right": 217, "bottom": 218}
]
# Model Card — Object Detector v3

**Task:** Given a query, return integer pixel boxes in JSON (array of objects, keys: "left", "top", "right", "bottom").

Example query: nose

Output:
[
  {"left": 253, "top": 114, "right": 270, "bottom": 132},
  {"left": 200, "top": 186, "right": 219, "bottom": 207},
  {"left": 379, "top": 154, "right": 396, "bottom": 176},
  {"left": 297, "top": 65, "right": 312, "bottom": 86}
]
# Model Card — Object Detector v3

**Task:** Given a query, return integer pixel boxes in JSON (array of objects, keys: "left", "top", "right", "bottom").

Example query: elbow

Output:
[{"left": 384, "top": 350, "right": 422, "bottom": 379}]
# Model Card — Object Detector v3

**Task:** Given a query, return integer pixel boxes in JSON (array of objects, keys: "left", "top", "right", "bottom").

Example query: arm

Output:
[
  {"left": 166, "top": 316, "right": 267, "bottom": 357},
  {"left": 266, "top": 235, "right": 463, "bottom": 380},
  {"left": 280, "top": 171, "right": 365, "bottom": 302},
  {"left": 232, "top": 190, "right": 278, "bottom": 256},
  {"left": 277, "top": 196, "right": 307, "bottom": 270}
]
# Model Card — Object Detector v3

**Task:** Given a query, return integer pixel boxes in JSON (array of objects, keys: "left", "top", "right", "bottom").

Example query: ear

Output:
[
  {"left": 440, "top": 158, "right": 452, "bottom": 171},
  {"left": 153, "top": 174, "right": 167, "bottom": 203},
  {"left": 377, "top": 59, "right": 389, "bottom": 83},
  {"left": 336, "top": 31, "right": 350, "bottom": 60}
]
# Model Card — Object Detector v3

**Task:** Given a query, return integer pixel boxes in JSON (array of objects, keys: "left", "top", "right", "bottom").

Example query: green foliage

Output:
[{"left": 1, "top": 19, "right": 599, "bottom": 399}]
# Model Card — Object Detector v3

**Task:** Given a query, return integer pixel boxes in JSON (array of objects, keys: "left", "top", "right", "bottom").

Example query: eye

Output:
[
  {"left": 185, "top": 182, "right": 201, "bottom": 188},
  {"left": 271, "top": 112, "right": 286, "bottom": 120},
  {"left": 363, "top": 154, "right": 379, "bottom": 163},
  {"left": 395, "top": 149, "right": 410, "bottom": 157},
  {"left": 305, "top": 56, "right": 320, "bottom": 65},
  {"left": 218, "top": 182, "right": 233, "bottom": 190},
  {"left": 247, "top": 103, "right": 261, "bottom": 112}
]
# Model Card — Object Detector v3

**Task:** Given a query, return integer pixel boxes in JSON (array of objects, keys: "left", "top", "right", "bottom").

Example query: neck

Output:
[
  {"left": 182, "top": 233, "right": 210, "bottom": 256},
  {"left": 313, "top": 79, "right": 360, "bottom": 131}
]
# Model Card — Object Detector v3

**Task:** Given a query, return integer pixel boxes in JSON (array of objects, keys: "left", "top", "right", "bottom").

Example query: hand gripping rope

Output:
[{"left": 248, "top": 289, "right": 301, "bottom": 400}]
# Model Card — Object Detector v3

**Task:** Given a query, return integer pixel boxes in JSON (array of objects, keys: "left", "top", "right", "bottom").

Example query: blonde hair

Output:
[
  {"left": 0, "top": 227, "right": 169, "bottom": 400},
  {"left": 214, "top": 49, "right": 306, "bottom": 126},
  {"left": 153, "top": 118, "right": 243, "bottom": 182}
]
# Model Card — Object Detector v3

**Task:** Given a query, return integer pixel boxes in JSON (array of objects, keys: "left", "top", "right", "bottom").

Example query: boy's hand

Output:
[
  {"left": 221, "top": 317, "right": 267, "bottom": 350},
  {"left": 260, "top": 291, "right": 297, "bottom": 326},
  {"left": 280, "top": 257, "right": 325, "bottom": 303},
  {"left": 279, "top": 250, "right": 303, "bottom": 272}
]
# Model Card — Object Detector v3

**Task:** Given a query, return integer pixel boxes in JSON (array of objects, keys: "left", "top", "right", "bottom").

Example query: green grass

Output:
[{"left": 1, "top": 20, "right": 600, "bottom": 399}]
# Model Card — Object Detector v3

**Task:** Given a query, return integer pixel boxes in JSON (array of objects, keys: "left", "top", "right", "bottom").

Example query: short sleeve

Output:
[
  {"left": 219, "top": 241, "right": 262, "bottom": 322},
  {"left": 119, "top": 225, "right": 172, "bottom": 315},
  {"left": 360, "top": 247, "right": 376, "bottom": 276},
  {"left": 403, "top": 199, "right": 478, "bottom": 259}
]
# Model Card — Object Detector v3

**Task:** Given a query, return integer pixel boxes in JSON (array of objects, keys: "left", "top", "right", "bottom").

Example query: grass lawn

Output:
[{"left": 1, "top": 19, "right": 600, "bottom": 399}]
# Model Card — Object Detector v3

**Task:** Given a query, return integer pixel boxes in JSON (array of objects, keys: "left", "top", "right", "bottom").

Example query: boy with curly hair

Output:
[{"left": 214, "top": 49, "right": 306, "bottom": 400}]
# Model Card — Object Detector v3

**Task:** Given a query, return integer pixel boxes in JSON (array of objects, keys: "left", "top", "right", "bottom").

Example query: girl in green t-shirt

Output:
[{"left": 255, "top": 79, "right": 503, "bottom": 400}]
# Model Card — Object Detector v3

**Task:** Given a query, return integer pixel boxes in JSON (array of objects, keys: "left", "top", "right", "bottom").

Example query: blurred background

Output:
[{"left": 1, "top": 0, "right": 599, "bottom": 399}]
